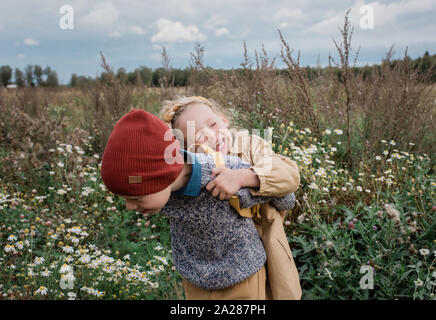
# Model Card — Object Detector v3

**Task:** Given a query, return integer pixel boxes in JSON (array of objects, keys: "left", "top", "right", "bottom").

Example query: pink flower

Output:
[{"left": 348, "top": 221, "right": 355, "bottom": 229}]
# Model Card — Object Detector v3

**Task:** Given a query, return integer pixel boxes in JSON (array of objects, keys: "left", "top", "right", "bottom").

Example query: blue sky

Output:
[{"left": 1, "top": 0, "right": 435, "bottom": 84}]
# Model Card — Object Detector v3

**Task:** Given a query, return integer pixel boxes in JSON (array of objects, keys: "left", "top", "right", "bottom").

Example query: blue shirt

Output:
[{"left": 174, "top": 150, "right": 202, "bottom": 197}]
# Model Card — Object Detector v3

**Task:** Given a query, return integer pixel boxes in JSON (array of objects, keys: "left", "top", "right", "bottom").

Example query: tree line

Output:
[
  {"left": 0, "top": 65, "right": 59, "bottom": 87},
  {"left": 1, "top": 51, "right": 435, "bottom": 88}
]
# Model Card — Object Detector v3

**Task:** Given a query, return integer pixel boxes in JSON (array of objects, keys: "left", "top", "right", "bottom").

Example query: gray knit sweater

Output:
[{"left": 161, "top": 151, "right": 295, "bottom": 290}]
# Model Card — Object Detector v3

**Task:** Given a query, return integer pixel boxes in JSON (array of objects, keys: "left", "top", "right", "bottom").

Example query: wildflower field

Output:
[{"left": 0, "top": 18, "right": 435, "bottom": 300}]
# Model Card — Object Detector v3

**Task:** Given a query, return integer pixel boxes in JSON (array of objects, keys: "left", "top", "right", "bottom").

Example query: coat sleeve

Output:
[{"left": 247, "top": 134, "right": 300, "bottom": 197}]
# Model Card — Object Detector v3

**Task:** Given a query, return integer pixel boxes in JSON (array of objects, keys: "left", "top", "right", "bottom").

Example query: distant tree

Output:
[
  {"left": 126, "top": 68, "right": 147, "bottom": 86},
  {"left": 137, "top": 66, "right": 153, "bottom": 86},
  {"left": 0, "top": 65, "right": 12, "bottom": 86},
  {"left": 419, "top": 51, "right": 431, "bottom": 76},
  {"left": 25, "top": 65, "right": 34, "bottom": 86},
  {"left": 152, "top": 67, "right": 165, "bottom": 87},
  {"left": 134, "top": 69, "right": 143, "bottom": 86},
  {"left": 43, "top": 66, "right": 59, "bottom": 86},
  {"left": 76, "top": 75, "right": 94, "bottom": 86},
  {"left": 14, "top": 68, "right": 25, "bottom": 87},
  {"left": 70, "top": 73, "right": 94, "bottom": 87},
  {"left": 33, "top": 65, "right": 43, "bottom": 86},
  {"left": 99, "top": 71, "right": 111, "bottom": 85},
  {"left": 174, "top": 68, "right": 189, "bottom": 86},
  {"left": 116, "top": 67, "right": 128, "bottom": 83},
  {"left": 70, "top": 73, "right": 78, "bottom": 86},
  {"left": 41, "top": 66, "right": 51, "bottom": 86}
]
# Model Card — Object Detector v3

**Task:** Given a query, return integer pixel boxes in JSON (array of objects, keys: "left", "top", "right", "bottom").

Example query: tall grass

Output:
[{"left": 0, "top": 12, "right": 434, "bottom": 300}]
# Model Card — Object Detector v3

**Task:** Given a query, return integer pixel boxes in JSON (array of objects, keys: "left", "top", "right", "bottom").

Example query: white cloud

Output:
[
  {"left": 151, "top": 19, "right": 207, "bottom": 43},
  {"left": 215, "top": 27, "right": 229, "bottom": 37},
  {"left": 17, "top": 53, "right": 26, "bottom": 59},
  {"left": 149, "top": 53, "right": 161, "bottom": 61},
  {"left": 270, "top": 7, "right": 306, "bottom": 29},
  {"left": 107, "top": 26, "right": 146, "bottom": 38},
  {"left": 207, "top": 15, "right": 228, "bottom": 29},
  {"left": 109, "top": 31, "right": 121, "bottom": 38},
  {"left": 366, "top": 0, "right": 434, "bottom": 27},
  {"left": 273, "top": 8, "right": 305, "bottom": 22},
  {"left": 229, "top": 27, "right": 251, "bottom": 39},
  {"left": 304, "top": 0, "right": 435, "bottom": 35},
  {"left": 129, "top": 25, "right": 146, "bottom": 35},
  {"left": 79, "top": 3, "right": 119, "bottom": 30},
  {"left": 23, "top": 38, "right": 39, "bottom": 46}
]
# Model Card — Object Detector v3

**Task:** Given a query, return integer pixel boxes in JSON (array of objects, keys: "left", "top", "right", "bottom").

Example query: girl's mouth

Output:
[{"left": 216, "top": 136, "right": 226, "bottom": 151}]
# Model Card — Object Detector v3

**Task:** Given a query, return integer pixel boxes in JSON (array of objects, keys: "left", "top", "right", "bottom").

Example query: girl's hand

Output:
[{"left": 206, "top": 167, "right": 243, "bottom": 200}]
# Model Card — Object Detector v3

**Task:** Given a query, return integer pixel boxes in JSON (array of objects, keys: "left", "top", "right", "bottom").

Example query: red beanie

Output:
[{"left": 100, "top": 109, "right": 184, "bottom": 196}]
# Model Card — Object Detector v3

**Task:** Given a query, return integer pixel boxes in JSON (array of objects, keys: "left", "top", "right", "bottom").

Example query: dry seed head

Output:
[{"left": 383, "top": 203, "right": 401, "bottom": 224}]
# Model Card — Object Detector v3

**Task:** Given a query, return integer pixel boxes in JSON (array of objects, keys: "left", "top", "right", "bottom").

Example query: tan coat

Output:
[{"left": 228, "top": 131, "right": 302, "bottom": 300}]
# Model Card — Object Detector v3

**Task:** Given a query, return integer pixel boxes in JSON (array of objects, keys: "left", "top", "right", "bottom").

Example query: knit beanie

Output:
[{"left": 100, "top": 109, "right": 184, "bottom": 196}]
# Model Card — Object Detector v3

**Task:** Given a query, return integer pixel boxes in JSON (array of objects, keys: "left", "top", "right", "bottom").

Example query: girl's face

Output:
[
  {"left": 175, "top": 103, "right": 233, "bottom": 154},
  {"left": 120, "top": 184, "right": 172, "bottom": 215}
]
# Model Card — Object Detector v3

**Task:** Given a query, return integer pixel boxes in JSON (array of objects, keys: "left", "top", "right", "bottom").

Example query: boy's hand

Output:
[{"left": 206, "top": 167, "right": 243, "bottom": 200}]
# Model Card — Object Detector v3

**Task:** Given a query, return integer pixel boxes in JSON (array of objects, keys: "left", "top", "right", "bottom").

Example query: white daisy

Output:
[
  {"left": 67, "top": 292, "right": 77, "bottom": 300},
  {"left": 419, "top": 248, "right": 430, "bottom": 256},
  {"left": 59, "top": 264, "right": 73, "bottom": 274},
  {"left": 35, "top": 286, "right": 48, "bottom": 295},
  {"left": 414, "top": 279, "right": 423, "bottom": 287}
]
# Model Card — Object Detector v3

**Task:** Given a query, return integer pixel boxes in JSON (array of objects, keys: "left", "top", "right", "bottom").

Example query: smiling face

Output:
[{"left": 174, "top": 103, "right": 233, "bottom": 154}]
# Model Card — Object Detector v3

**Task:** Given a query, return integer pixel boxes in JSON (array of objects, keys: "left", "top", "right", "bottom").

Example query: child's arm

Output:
[
  {"left": 242, "top": 134, "right": 300, "bottom": 197},
  {"left": 207, "top": 166, "right": 295, "bottom": 209},
  {"left": 196, "top": 152, "right": 295, "bottom": 209},
  {"left": 235, "top": 188, "right": 296, "bottom": 210},
  {"left": 207, "top": 167, "right": 258, "bottom": 200}
]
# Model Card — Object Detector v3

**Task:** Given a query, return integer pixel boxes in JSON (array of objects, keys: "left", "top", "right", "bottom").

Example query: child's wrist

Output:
[{"left": 238, "top": 168, "right": 260, "bottom": 189}]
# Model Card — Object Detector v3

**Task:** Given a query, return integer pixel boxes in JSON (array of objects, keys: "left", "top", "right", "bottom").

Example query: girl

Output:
[{"left": 160, "top": 96, "right": 302, "bottom": 300}]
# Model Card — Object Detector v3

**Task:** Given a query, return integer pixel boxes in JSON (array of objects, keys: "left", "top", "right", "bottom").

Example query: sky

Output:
[{"left": 0, "top": 0, "right": 435, "bottom": 84}]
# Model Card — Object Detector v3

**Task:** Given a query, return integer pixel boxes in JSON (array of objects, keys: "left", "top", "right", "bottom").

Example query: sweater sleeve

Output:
[{"left": 235, "top": 189, "right": 295, "bottom": 210}]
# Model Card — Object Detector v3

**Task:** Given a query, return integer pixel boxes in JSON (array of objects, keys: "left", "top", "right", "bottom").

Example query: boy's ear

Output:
[{"left": 219, "top": 113, "right": 229, "bottom": 127}]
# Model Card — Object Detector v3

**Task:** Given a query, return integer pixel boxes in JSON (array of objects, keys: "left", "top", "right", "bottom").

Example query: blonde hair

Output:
[{"left": 159, "top": 96, "right": 232, "bottom": 130}]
